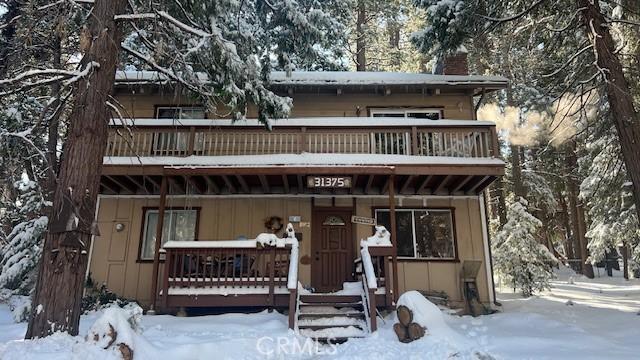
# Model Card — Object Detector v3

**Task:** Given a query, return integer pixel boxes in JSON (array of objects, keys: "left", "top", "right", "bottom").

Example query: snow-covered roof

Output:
[
  {"left": 114, "top": 70, "right": 508, "bottom": 89},
  {"left": 103, "top": 153, "right": 505, "bottom": 168},
  {"left": 109, "top": 118, "right": 497, "bottom": 128}
]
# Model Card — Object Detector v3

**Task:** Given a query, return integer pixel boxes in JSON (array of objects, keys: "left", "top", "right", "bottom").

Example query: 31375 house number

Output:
[{"left": 307, "top": 176, "right": 352, "bottom": 188}]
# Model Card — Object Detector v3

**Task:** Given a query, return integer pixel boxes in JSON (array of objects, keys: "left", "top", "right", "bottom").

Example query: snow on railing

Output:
[
  {"left": 287, "top": 239, "right": 299, "bottom": 290},
  {"left": 360, "top": 244, "right": 378, "bottom": 290}
]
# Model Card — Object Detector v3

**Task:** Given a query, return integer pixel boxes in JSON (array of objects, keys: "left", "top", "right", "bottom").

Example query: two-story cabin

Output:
[{"left": 89, "top": 64, "right": 507, "bottom": 339}]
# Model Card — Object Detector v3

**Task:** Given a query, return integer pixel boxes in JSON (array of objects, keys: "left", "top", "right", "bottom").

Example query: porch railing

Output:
[
  {"left": 106, "top": 119, "right": 499, "bottom": 159},
  {"left": 160, "top": 240, "right": 295, "bottom": 308}
]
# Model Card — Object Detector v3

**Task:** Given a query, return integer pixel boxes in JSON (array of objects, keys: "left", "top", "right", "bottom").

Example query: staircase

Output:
[{"left": 295, "top": 283, "right": 373, "bottom": 342}]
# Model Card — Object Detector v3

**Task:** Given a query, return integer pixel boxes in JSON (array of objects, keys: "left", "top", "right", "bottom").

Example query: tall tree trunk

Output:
[
  {"left": 510, "top": 145, "right": 525, "bottom": 199},
  {"left": 26, "top": 0, "right": 127, "bottom": 338},
  {"left": 355, "top": 0, "right": 366, "bottom": 71},
  {"left": 489, "top": 178, "right": 508, "bottom": 226},
  {"left": 578, "top": 0, "right": 640, "bottom": 222},
  {"left": 557, "top": 190, "right": 576, "bottom": 263},
  {"left": 565, "top": 142, "right": 594, "bottom": 278}
]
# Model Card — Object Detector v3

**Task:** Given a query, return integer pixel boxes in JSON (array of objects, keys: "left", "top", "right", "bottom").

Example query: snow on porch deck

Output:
[{"left": 1, "top": 267, "right": 639, "bottom": 359}]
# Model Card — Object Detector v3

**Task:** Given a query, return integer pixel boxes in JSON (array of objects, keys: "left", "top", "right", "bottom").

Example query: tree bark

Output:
[
  {"left": 565, "top": 142, "right": 594, "bottom": 278},
  {"left": 26, "top": 0, "right": 127, "bottom": 338},
  {"left": 557, "top": 190, "right": 576, "bottom": 263},
  {"left": 510, "top": 145, "right": 525, "bottom": 200},
  {"left": 355, "top": 0, "right": 366, "bottom": 71},
  {"left": 578, "top": 0, "right": 640, "bottom": 222}
]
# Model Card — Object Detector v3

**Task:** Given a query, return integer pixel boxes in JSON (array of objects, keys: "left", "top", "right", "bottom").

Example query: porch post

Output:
[
  {"left": 388, "top": 173, "right": 400, "bottom": 305},
  {"left": 149, "top": 175, "right": 168, "bottom": 313}
]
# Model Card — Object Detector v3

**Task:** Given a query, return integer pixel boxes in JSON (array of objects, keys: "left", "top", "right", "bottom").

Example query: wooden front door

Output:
[{"left": 311, "top": 208, "right": 354, "bottom": 292}]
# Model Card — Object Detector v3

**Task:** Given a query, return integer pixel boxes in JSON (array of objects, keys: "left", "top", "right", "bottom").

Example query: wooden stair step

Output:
[
  {"left": 298, "top": 312, "right": 365, "bottom": 319},
  {"left": 299, "top": 302, "right": 363, "bottom": 308},
  {"left": 299, "top": 294, "right": 362, "bottom": 303},
  {"left": 298, "top": 316, "right": 367, "bottom": 327},
  {"left": 299, "top": 326, "right": 368, "bottom": 339},
  {"left": 298, "top": 324, "right": 366, "bottom": 331}
]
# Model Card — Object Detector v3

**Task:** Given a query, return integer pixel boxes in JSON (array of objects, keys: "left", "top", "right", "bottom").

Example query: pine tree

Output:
[{"left": 493, "top": 198, "right": 557, "bottom": 296}]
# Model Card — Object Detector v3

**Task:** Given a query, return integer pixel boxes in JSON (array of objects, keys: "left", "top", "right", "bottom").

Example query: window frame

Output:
[
  {"left": 368, "top": 107, "right": 444, "bottom": 120},
  {"left": 154, "top": 105, "right": 207, "bottom": 119},
  {"left": 373, "top": 207, "right": 458, "bottom": 262},
  {"left": 137, "top": 207, "right": 201, "bottom": 262}
]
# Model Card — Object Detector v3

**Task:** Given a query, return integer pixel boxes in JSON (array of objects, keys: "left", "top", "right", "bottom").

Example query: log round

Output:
[
  {"left": 407, "top": 322, "right": 426, "bottom": 340},
  {"left": 396, "top": 305, "right": 413, "bottom": 327},
  {"left": 393, "top": 323, "right": 411, "bottom": 343}
]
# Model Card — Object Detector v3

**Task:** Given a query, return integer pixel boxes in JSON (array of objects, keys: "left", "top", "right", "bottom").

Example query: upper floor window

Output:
[
  {"left": 370, "top": 108, "right": 442, "bottom": 120},
  {"left": 156, "top": 106, "right": 206, "bottom": 119},
  {"left": 375, "top": 209, "right": 456, "bottom": 260}
]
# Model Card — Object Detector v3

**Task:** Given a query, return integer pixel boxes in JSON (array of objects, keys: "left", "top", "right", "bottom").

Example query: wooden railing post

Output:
[
  {"left": 149, "top": 175, "right": 167, "bottom": 313},
  {"left": 369, "top": 287, "right": 377, "bottom": 331},
  {"left": 187, "top": 126, "right": 196, "bottom": 156},
  {"left": 490, "top": 126, "right": 499, "bottom": 158},
  {"left": 411, "top": 126, "right": 418, "bottom": 155},
  {"left": 299, "top": 127, "right": 307, "bottom": 153},
  {"left": 268, "top": 246, "right": 276, "bottom": 307},
  {"left": 161, "top": 249, "right": 171, "bottom": 309}
]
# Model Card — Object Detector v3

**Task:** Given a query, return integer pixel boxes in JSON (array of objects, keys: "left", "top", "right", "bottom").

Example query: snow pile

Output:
[
  {"left": 361, "top": 225, "right": 392, "bottom": 247},
  {"left": 0, "top": 290, "right": 31, "bottom": 323},
  {"left": 86, "top": 303, "right": 145, "bottom": 359},
  {"left": 396, "top": 291, "right": 473, "bottom": 350}
]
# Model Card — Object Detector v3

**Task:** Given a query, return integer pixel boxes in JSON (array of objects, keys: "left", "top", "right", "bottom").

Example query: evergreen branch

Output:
[{"left": 478, "top": 0, "right": 549, "bottom": 24}]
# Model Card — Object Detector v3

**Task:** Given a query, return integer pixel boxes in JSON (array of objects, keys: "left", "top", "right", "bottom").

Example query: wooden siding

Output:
[
  {"left": 90, "top": 196, "right": 490, "bottom": 307},
  {"left": 113, "top": 92, "right": 475, "bottom": 119}
]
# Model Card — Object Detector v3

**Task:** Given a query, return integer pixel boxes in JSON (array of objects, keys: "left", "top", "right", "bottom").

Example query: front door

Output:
[{"left": 311, "top": 208, "right": 354, "bottom": 292}]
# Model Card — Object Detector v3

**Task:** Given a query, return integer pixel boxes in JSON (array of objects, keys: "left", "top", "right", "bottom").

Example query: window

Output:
[
  {"left": 156, "top": 106, "right": 206, "bottom": 119},
  {"left": 375, "top": 209, "right": 456, "bottom": 259},
  {"left": 370, "top": 108, "right": 442, "bottom": 120},
  {"left": 140, "top": 209, "right": 198, "bottom": 260}
]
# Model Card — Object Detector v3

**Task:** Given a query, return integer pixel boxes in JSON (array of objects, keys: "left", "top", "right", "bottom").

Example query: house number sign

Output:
[{"left": 307, "top": 176, "right": 352, "bottom": 188}]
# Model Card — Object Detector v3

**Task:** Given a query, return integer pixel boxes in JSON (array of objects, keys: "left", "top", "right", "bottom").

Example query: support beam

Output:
[
  {"left": 400, "top": 175, "right": 415, "bottom": 194},
  {"left": 350, "top": 174, "right": 359, "bottom": 194},
  {"left": 167, "top": 176, "right": 185, "bottom": 194},
  {"left": 125, "top": 175, "right": 147, "bottom": 193},
  {"left": 105, "top": 175, "right": 136, "bottom": 193},
  {"left": 297, "top": 175, "right": 304, "bottom": 194},
  {"left": 365, "top": 175, "right": 375, "bottom": 195},
  {"left": 282, "top": 175, "right": 290, "bottom": 193},
  {"left": 203, "top": 176, "right": 220, "bottom": 194},
  {"left": 100, "top": 177, "right": 120, "bottom": 194},
  {"left": 185, "top": 176, "right": 205, "bottom": 194},
  {"left": 258, "top": 175, "right": 270, "bottom": 193},
  {"left": 150, "top": 176, "right": 168, "bottom": 312},
  {"left": 452, "top": 175, "right": 474, "bottom": 194},
  {"left": 143, "top": 175, "right": 161, "bottom": 190},
  {"left": 235, "top": 175, "right": 250, "bottom": 193},
  {"left": 417, "top": 175, "right": 433, "bottom": 194},
  {"left": 388, "top": 174, "right": 399, "bottom": 305},
  {"left": 381, "top": 177, "right": 391, "bottom": 195},
  {"left": 221, "top": 175, "right": 236, "bottom": 193},
  {"left": 467, "top": 176, "right": 491, "bottom": 194},
  {"left": 434, "top": 175, "right": 452, "bottom": 194}
]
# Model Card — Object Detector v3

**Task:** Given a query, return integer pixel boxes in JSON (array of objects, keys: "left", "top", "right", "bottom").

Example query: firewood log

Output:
[
  {"left": 393, "top": 323, "right": 411, "bottom": 343},
  {"left": 396, "top": 305, "right": 413, "bottom": 327},
  {"left": 407, "top": 322, "right": 426, "bottom": 340}
]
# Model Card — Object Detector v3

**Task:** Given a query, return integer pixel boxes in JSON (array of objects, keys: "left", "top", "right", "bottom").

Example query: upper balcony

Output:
[
  {"left": 102, "top": 118, "right": 504, "bottom": 196},
  {"left": 106, "top": 117, "right": 499, "bottom": 158}
]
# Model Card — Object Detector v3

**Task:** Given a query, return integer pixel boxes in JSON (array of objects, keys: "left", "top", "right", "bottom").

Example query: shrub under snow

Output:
[{"left": 493, "top": 198, "right": 557, "bottom": 297}]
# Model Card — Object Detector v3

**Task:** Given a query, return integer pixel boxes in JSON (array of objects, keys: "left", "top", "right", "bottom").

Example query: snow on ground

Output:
[{"left": 1, "top": 268, "right": 639, "bottom": 359}]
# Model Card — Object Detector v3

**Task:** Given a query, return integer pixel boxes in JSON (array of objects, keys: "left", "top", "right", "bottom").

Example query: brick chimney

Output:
[{"left": 442, "top": 50, "right": 469, "bottom": 75}]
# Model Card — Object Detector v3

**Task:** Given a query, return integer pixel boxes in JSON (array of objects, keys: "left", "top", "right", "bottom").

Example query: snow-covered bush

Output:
[
  {"left": 0, "top": 180, "right": 48, "bottom": 295},
  {"left": 82, "top": 282, "right": 136, "bottom": 314},
  {"left": 493, "top": 198, "right": 557, "bottom": 296}
]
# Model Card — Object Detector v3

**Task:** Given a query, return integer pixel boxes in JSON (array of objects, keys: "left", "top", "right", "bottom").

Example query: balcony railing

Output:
[{"left": 106, "top": 118, "right": 499, "bottom": 159}]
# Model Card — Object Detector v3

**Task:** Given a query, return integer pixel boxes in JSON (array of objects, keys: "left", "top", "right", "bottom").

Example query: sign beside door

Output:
[
  {"left": 351, "top": 215, "right": 376, "bottom": 226},
  {"left": 307, "top": 176, "right": 352, "bottom": 188}
]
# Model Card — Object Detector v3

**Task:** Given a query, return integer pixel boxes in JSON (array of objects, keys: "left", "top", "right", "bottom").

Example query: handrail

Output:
[
  {"left": 360, "top": 243, "right": 378, "bottom": 332},
  {"left": 106, "top": 119, "right": 499, "bottom": 158},
  {"left": 287, "top": 238, "right": 299, "bottom": 290}
]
